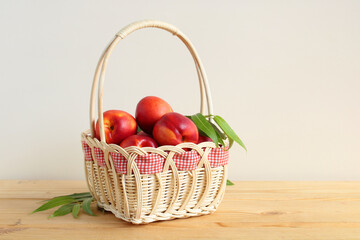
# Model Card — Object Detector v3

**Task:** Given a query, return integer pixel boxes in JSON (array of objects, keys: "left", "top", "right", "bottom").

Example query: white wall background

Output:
[{"left": 1, "top": 0, "right": 359, "bottom": 180}]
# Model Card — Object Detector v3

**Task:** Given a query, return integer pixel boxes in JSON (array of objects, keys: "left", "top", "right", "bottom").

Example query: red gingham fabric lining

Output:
[
  {"left": 93, "top": 147, "right": 106, "bottom": 167},
  {"left": 82, "top": 142, "right": 228, "bottom": 174},
  {"left": 110, "top": 153, "right": 165, "bottom": 175},
  {"left": 173, "top": 150, "right": 201, "bottom": 171},
  {"left": 135, "top": 154, "right": 165, "bottom": 175},
  {"left": 82, "top": 141, "right": 92, "bottom": 161},
  {"left": 110, "top": 152, "right": 127, "bottom": 174},
  {"left": 208, "top": 148, "right": 229, "bottom": 168}
]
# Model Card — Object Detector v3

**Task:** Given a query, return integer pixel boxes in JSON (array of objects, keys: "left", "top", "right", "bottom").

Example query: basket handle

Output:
[{"left": 90, "top": 20, "right": 214, "bottom": 141}]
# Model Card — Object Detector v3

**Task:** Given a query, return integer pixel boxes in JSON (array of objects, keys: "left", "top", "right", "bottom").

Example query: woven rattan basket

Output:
[{"left": 81, "top": 20, "right": 228, "bottom": 224}]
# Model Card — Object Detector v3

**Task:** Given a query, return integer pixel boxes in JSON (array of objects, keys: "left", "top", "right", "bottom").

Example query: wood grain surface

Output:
[{"left": 0, "top": 180, "right": 359, "bottom": 240}]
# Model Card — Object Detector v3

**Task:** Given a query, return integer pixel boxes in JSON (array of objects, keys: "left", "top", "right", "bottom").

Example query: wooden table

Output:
[{"left": 1, "top": 181, "right": 359, "bottom": 239}]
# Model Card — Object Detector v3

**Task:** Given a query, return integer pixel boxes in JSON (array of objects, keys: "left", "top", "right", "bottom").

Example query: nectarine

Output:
[
  {"left": 135, "top": 96, "right": 173, "bottom": 134},
  {"left": 153, "top": 112, "right": 199, "bottom": 146},
  {"left": 120, "top": 135, "right": 158, "bottom": 148},
  {"left": 198, "top": 135, "right": 213, "bottom": 143},
  {"left": 95, "top": 110, "right": 137, "bottom": 145}
]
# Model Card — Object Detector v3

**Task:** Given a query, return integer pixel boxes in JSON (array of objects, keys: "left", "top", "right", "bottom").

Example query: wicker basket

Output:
[{"left": 81, "top": 20, "right": 229, "bottom": 224}]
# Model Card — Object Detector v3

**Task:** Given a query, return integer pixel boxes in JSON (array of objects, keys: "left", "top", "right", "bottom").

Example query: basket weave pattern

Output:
[
  {"left": 82, "top": 20, "right": 228, "bottom": 224},
  {"left": 82, "top": 132, "right": 228, "bottom": 224}
]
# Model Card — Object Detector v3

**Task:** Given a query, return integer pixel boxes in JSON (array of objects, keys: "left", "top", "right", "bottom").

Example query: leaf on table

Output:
[
  {"left": 226, "top": 180, "right": 235, "bottom": 186},
  {"left": 44, "top": 192, "right": 92, "bottom": 202},
  {"left": 82, "top": 197, "right": 96, "bottom": 216},
  {"left": 69, "top": 192, "right": 93, "bottom": 199},
  {"left": 72, "top": 203, "right": 81, "bottom": 218},
  {"left": 49, "top": 203, "right": 75, "bottom": 218},
  {"left": 32, "top": 196, "right": 75, "bottom": 213}
]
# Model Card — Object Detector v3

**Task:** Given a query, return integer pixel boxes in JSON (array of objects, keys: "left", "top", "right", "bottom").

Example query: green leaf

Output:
[
  {"left": 73, "top": 197, "right": 95, "bottom": 202},
  {"left": 210, "top": 122, "right": 226, "bottom": 139},
  {"left": 226, "top": 179, "right": 235, "bottom": 186},
  {"left": 49, "top": 204, "right": 75, "bottom": 218},
  {"left": 69, "top": 192, "right": 93, "bottom": 199},
  {"left": 82, "top": 198, "right": 96, "bottom": 216},
  {"left": 212, "top": 128, "right": 225, "bottom": 147},
  {"left": 72, "top": 203, "right": 81, "bottom": 218},
  {"left": 32, "top": 196, "right": 75, "bottom": 213},
  {"left": 137, "top": 126, "right": 142, "bottom": 133},
  {"left": 228, "top": 137, "right": 234, "bottom": 149},
  {"left": 198, "top": 125, "right": 222, "bottom": 145},
  {"left": 43, "top": 192, "right": 92, "bottom": 203},
  {"left": 33, "top": 192, "right": 98, "bottom": 219},
  {"left": 44, "top": 192, "right": 92, "bottom": 202},
  {"left": 191, "top": 113, "right": 219, "bottom": 147},
  {"left": 209, "top": 122, "right": 226, "bottom": 147},
  {"left": 213, "top": 115, "right": 247, "bottom": 151}
]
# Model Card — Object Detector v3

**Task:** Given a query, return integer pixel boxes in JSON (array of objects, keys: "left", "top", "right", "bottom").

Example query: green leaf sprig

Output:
[
  {"left": 226, "top": 180, "right": 235, "bottom": 186},
  {"left": 189, "top": 113, "right": 246, "bottom": 186},
  {"left": 32, "top": 192, "right": 96, "bottom": 218},
  {"left": 190, "top": 113, "right": 219, "bottom": 147},
  {"left": 189, "top": 113, "right": 247, "bottom": 151}
]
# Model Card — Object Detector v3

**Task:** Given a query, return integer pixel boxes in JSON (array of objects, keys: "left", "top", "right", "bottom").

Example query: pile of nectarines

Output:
[{"left": 95, "top": 96, "right": 211, "bottom": 148}]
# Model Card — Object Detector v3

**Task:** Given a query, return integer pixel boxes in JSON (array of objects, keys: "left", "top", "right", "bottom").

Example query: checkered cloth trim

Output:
[
  {"left": 110, "top": 152, "right": 127, "bottom": 174},
  {"left": 173, "top": 150, "right": 201, "bottom": 171},
  {"left": 208, "top": 148, "right": 229, "bottom": 168},
  {"left": 82, "top": 141, "right": 93, "bottom": 161},
  {"left": 110, "top": 152, "right": 165, "bottom": 175},
  {"left": 82, "top": 142, "right": 229, "bottom": 174},
  {"left": 93, "top": 147, "right": 106, "bottom": 167},
  {"left": 135, "top": 154, "right": 165, "bottom": 175},
  {"left": 81, "top": 142, "right": 106, "bottom": 167}
]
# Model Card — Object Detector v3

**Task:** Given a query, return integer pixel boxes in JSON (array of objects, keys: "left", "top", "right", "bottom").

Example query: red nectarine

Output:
[
  {"left": 120, "top": 135, "right": 158, "bottom": 148},
  {"left": 95, "top": 110, "right": 137, "bottom": 145},
  {"left": 135, "top": 96, "right": 173, "bottom": 134},
  {"left": 198, "top": 135, "right": 213, "bottom": 143},
  {"left": 153, "top": 112, "right": 199, "bottom": 146}
]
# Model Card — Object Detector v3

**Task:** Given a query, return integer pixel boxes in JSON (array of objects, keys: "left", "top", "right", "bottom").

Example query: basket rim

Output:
[
  {"left": 82, "top": 129, "right": 229, "bottom": 175},
  {"left": 81, "top": 129, "right": 229, "bottom": 156}
]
